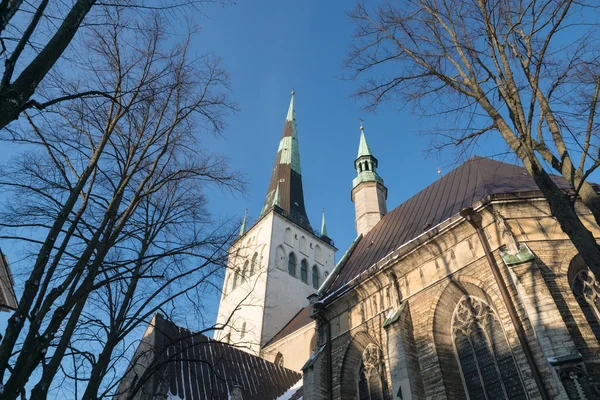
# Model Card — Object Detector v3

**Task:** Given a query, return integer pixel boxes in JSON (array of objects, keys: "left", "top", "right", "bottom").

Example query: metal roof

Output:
[
  {"left": 263, "top": 305, "right": 313, "bottom": 348},
  {"left": 119, "top": 314, "right": 302, "bottom": 400},
  {"left": 324, "top": 156, "right": 570, "bottom": 295}
]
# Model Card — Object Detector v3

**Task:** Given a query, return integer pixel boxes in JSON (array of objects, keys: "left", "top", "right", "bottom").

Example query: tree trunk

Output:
[{"left": 527, "top": 163, "right": 600, "bottom": 277}]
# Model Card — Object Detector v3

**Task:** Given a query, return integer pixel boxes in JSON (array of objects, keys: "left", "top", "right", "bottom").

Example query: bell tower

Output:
[
  {"left": 351, "top": 122, "right": 388, "bottom": 236},
  {"left": 214, "top": 92, "right": 336, "bottom": 355}
]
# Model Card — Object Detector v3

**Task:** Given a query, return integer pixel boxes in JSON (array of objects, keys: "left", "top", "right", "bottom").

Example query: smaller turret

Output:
[{"left": 351, "top": 122, "right": 388, "bottom": 236}]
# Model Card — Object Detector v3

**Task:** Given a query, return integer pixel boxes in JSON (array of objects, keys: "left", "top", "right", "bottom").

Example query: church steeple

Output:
[
  {"left": 351, "top": 122, "right": 388, "bottom": 236},
  {"left": 261, "top": 91, "right": 312, "bottom": 231}
]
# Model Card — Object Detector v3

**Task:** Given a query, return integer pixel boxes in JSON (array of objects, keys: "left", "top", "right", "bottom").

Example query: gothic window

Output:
[
  {"left": 314, "top": 244, "right": 322, "bottom": 263},
  {"left": 242, "top": 260, "right": 249, "bottom": 282},
  {"left": 274, "top": 352, "right": 284, "bottom": 367},
  {"left": 571, "top": 266, "right": 600, "bottom": 341},
  {"left": 275, "top": 245, "right": 285, "bottom": 270},
  {"left": 288, "top": 252, "right": 297, "bottom": 277},
  {"left": 223, "top": 275, "right": 230, "bottom": 295},
  {"left": 312, "top": 265, "right": 320, "bottom": 289},
  {"left": 452, "top": 296, "right": 527, "bottom": 400},
  {"left": 301, "top": 259, "right": 308, "bottom": 283},
  {"left": 300, "top": 236, "right": 307, "bottom": 254},
  {"left": 357, "top": 344, "right": 384, "bottom": 400},
  {"left": 250, "top": 252, "right": 258, "bottom": 276},
  {"left": 232, "top": 267, "right": 240, "bottom": 289},
  {"left": 284, "top": 228, "right": 293, "bottom": 245}
]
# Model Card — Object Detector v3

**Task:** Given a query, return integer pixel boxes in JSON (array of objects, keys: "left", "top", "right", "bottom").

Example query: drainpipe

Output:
[
  {"left": 460, "top": 207, "right": 551, "bottom": 400},
  {"left": 314, "top": 302, "right": 333, "bottom": 400}
]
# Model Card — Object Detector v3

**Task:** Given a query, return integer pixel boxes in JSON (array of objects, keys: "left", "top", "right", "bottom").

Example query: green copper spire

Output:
[
  {"left": 357, "top": 122, "right": 373, "bottom": 158},
  {"left": 321, "top": 208, "right": 328, "bottom": 237},
  {"left": 353, "top": 122, "right": 384, "bottom": 189},
  {"left": 239, "top": 209, "right": 248, "bottom": 237}
]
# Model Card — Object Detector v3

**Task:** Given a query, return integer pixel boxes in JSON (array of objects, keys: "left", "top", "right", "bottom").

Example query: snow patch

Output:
[{"left": 276, "top": 377, "right": 302, "bottom": 400}]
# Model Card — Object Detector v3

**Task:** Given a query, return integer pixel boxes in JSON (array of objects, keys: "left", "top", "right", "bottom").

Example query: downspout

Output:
[
  {"left": 460, "top": 207, "right": 551, "bottom": 400},
  {"left": 314, "top": 304, "right": 333, "bottom": 400}
]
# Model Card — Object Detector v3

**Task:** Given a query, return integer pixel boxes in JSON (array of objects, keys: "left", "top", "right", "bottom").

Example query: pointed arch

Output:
[
  {"left": 314, "top": 244, "right": 322, "bottom": 263},
  {"left": 288, "top": 252, "right": 297, "bottom": 277},
  {"left": 300, "top": 259, "right": 308, "bottom": 283},
  {"left": 232, "top": 267, "right": 240, "bottom": 289},
  {"left": 568, "top": 254, "right": 600, "bottom": 341},
  {"left": 452, "top": 295, "right": 527, "bottom": 399},
  {"left": 284, "top": 228, "right": 293, "bottom": 245},
  {"left": 299, "top": 236, "right": 307, "bottom": 254},
  {"left": 275, "top": 245, "right": 286, "bottom": 270},
  {"left": 312, "top": 265, "right": 320, "bottom": 289},
  {"left": 274, "top": 352, "right": 284, "bottom": 367},
  {"left": 242, "top": 260, "right": 249, "bottom": 282},
  {"left": 250, "top": 252, "right": 258, "bottom": 276},
  {"left": 339, "top": 331, "right": 388, "bottom": 400},
  {"left": 223, "top": 274, "right": 230, "bottom": 295}
]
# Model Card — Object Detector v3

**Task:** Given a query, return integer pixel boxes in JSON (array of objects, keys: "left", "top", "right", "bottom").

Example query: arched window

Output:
[
  {"left": 452, "top": 296, "right": 527, "bottom": 399},
  {"left": 232, "top": 267, "right": 240, "bottom": 289},
  {"left": 314, "top": 245, "right": 322, "bottom": 263},
  {"left": 301, "top": 259, "right": 308, "bottom": 283},
  {"left": 274, "top": 352, "right": 284, "bottom": 367},
  {"left": 569, "top": 255, "right": 600, "bottom": 341},
  {"left": 275, "top": 245, "right": 285, "bottom": 270},
  {"left": 223, "top": 275, "right": 230, "bottom": 295},
  {"left": 288, "top": 252, "right": 297, "bottom": 277},
  {"left": 299, "top": 236, "right": 307, "bottom": 254},
  {"left": 242, "top": 260, "right": 249, "bottom": 282},
  {"left": 284, "top": 228, "right": 293, "bottom": 245},
  {"left": 312, "top": 265, "right": 320, "bottom": 289},
  {"left": 357, "top": 344, "right": 384, "bottom": 400},
  {"left": 250, "top": 252, "right": 258, "bottom": 276},
  {"left": 364, "top": 161, "right": 370, "bottom": 171},
  {"left": 241, "top": 322, "right": 246, "bottom": 339}
]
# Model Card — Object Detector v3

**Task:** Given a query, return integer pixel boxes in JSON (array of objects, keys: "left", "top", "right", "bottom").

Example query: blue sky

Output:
[
  {"left": 182, "top": 0, "right": 514, "bottom": 329},
  {"left": 0, "top": 1, "right": 523, "bottom": 339}
]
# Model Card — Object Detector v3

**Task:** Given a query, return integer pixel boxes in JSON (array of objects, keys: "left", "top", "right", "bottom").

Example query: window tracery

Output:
[
  {"left": 452, "top": 296, "right": 527, "bottom": 399},
  {"left": 572, "top": 268, "right": 600, "bottom": 324},
  {"left": 357, "top": 344, "right": 384, "bottom": 400}
]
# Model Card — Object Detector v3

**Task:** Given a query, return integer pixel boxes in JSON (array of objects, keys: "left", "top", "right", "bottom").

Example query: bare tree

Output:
[
  {"left": 347, "top": 0, "right": 600, "bottom": 275},
  {"left": 0, "top": 0, "right": 214, "bottom": 131},
  {"left": 0, "top": 9, "right": 243, "bottom": 399}
]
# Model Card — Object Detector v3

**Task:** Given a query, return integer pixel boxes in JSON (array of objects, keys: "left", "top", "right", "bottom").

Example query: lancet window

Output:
[
  {"left": 452, "top": 296, "right": 527, "bottom": 399},
  {"left": 301, "top": 259, "right": 308, "bottom": 283},
  {"left": 288, "top": 252, "right": 297, "bottom": 277},
  {"left": 357, "top": 344, "right": 384, "bottom": 400}
]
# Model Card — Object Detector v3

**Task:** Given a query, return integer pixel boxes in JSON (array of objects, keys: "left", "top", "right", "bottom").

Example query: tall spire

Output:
[
  {"left": 261, "top": 91, "right": 312, "bottom": 231},
  {"left": 353, "top": 122, "right": 384, "bottom": 189},
  {"left": 321, "top": 209, "right": 328, "bottom": 238},
  {"left": 239, "top": 209, "right": 248, "bottom": 237},
  {"left": 351, "top": 121, "right": 388, "bottom": 236}
]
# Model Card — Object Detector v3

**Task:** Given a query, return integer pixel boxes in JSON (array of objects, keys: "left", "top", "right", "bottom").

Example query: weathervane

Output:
[{"left": 359, "top": 118, "right": 364, "bottom": 130}]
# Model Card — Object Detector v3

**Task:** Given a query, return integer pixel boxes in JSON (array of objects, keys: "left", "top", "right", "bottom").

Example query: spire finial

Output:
[
  {"left": 359, "top": 118, "right": 364, "bottom": 131},
  {"left": 239, "top": 209, "right": 248, "bottom": 237},
  {"left": 321, "top": 208, "right": 329, "bottom": 238},
  {"left": 286, "top": 90, "right": 295, "bottom": 122},
  {"left": 437, "top": 167, "right": 443, "bottom": 178}
]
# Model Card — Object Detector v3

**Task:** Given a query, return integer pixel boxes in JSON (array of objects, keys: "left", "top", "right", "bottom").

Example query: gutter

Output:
[{"left": 460, "top": 206, "right": 551, "bottom": 400}]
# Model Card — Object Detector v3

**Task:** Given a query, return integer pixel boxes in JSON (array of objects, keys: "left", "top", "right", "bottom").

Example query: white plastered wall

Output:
[{"left": 215, "top": 210, "right": 336, "bottom": 355}]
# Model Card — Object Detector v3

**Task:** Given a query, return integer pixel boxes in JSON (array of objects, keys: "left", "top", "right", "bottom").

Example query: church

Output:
[{"left": 116, "top": 92, "right": 600, "bottom": 400}]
